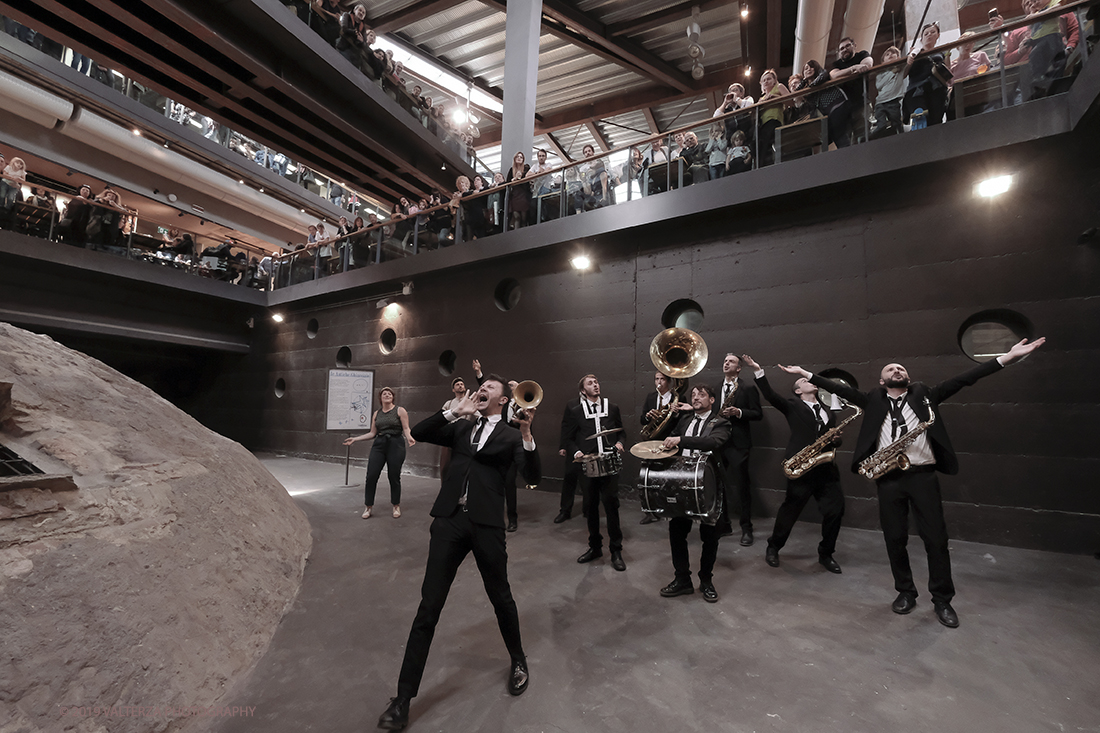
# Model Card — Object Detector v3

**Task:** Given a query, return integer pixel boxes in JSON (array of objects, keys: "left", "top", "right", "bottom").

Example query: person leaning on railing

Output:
[
  {"left": 0, "top": 156, "right": 27, "bottom": 220},
  {"left": 308, "top": 0, "right": 341, "bottom": 46},
  {"left": 757, "top": 68, "right": 791, "bottom": 166},
  {"left": 676, "top": 131, "right": 709, "bottom": 184},
  {"left": 803, "top": 59, "right": 851, "bottom": 148},
  {"left": 58, "top": 184, "right": 94, "bottom": 247},
  {"left": 870, "top": 46, "right": 913, "bottom": 139},
  {"left": 903, "top": 22, "right": 949, "bottom": 129},
  {"left": 505, "top": 151, "right": 532, "bottom": 230},
  {"left": 336, "top": 3, "right": 369, "bottom": 70},
  {"left": 87, "top": 187, "right": 126, "bottom": 249}
]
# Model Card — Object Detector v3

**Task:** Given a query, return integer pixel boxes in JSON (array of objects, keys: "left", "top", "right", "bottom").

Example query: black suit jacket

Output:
[
  {"left": 562, "top": 398, "right": 624, "bottom": 457},
  {"left": 717, "top": 377, "right": 762, "bottom": 452},
  {"left": 671, "top": 407, "right": 733, "bottom": 489},
  {"left": 640, "top": 389, "right": 679, "bottom": 440},
  {"left": 412, "top": 411, "right": 541, "bottom": 527},
  {"left": 756, "top": 373, "right": 837, "bottom": 459},
  {"left": 558, "top": 396, "right": 581, "bottom": 451},
  {"left": 810, "top": 358, "right": 1004, "bottom": 475}
]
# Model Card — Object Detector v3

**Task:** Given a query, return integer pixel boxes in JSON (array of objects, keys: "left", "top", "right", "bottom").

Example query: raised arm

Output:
[
  {"left": 785, "top": 364, "right": 870, "bottom": 408},
  {"left": 742, "top": 354, "right": 790, "bottom": 414},
  {"left": 931, "top": 337, "right": 1045, "bottom": 403}
]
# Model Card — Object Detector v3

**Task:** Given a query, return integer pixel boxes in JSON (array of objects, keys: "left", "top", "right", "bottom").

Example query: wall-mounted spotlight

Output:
[
  {"left": 402, "top": 281, "right": 414, "bottom": 295},
  {"left": 167, "top": 193, "right": 177, "bottom": 202},
  {"left": 975, "top": 174, "right": 1013, "bottom": 198},
  {"left": 132, "top": 128, "right": 142, "bottom": 136},
  {"left": 376, "top": 298, "right": 392, "bottom": 310},
  {"left": 741, "top": 2, "right": 749, "bottom": 18},
  {"left": 571, "top": 254, "right": 592, "bottom": 270},
  {"left": 744, "top": 65, "right": 752, "bottom": 77},
  {"left": 271, "top": 313, "right": 285, "bottom": 323}
]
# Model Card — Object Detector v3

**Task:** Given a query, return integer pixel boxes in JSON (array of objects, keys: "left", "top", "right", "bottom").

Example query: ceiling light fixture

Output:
[
  {"left": 271, "top": 313, "right": 285, "bottom": 323},
  {"left": 571, "top": 254, "right": 592, "bottom": 270}
]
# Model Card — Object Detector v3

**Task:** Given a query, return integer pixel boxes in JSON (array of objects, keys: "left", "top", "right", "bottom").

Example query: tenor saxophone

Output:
[
  {"left": 782, "top": 401, "right": 863, "bottom": 479},
  {"left": 857, "top": 398, "right": 936, "bottom": 481}
]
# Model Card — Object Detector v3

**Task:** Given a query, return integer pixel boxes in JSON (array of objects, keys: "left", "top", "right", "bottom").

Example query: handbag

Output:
[{"left": 932, "top": 61, "right": 953, "bottom": 86}]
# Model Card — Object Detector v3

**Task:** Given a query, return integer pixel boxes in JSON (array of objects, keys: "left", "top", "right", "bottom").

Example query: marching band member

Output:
[
  {"left": 783, "top": 337, "right": 1045, "bottom": 628},
  {"left": 717, "top": 353, "right": 763, "bottom": 545},
  {"left": 742, "top": 355, "right": 846, "bottom": 574},
  {"left": 638, "top": 371, "right": 687, "bottom": 524},
  {"left": 562, "top": 374, "right": 627, "bottom": 570},
  {"left": 657, "top": 384, "right": 731, "bottom": 602}
]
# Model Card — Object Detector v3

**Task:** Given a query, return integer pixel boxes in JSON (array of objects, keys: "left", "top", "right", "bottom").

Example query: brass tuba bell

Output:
[
  {"left": 512, "top": 380, "right": 544, "bottom": 409},
  {"left": 649, "top": 328, "right": 709, "bottom": 379}
]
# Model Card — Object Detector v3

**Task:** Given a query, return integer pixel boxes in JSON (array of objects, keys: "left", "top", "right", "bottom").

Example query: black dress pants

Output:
[
  {"left": 669, "top": 518, "right": 720, "bottom": 584},
  {"left": 364, "top": 435, "right": 405, "bottom": 506},
  {"left": 722, "top": 448, "right": 753, "bottom": 530},
  {"left": 876, "top": 467, "right": 954, "bottom": 603},
  {"left": 560, "top": 457, "right": 581, "bottom": 514},
  {"left": 584, "top": 474, "right": 622, "bottom": 552},
  {"left": 397, "top": 510, "right": 523, "bottom": 698},
  {"left": 767, "top": 464, "right": 845, "bottom": 557}
]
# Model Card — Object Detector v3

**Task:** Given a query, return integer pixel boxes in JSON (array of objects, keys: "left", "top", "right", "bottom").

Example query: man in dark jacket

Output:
[
  {"left": 782, "top": 336, "right": 1044, "bottom": 628},
  {"left": 657, "top": 384, "right": 731, "bottom": 602},
  {"left": 377, "top": 375, "right": 541, "bottom": 730}
]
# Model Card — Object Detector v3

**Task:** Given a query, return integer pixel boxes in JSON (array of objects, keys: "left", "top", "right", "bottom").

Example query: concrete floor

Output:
[{"left": 211, "top": 456, "right": 1100, "bottom": 733}]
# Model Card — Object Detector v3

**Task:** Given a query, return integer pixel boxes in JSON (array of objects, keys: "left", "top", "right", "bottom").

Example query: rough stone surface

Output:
[{"left": 0, "top": 323, "right": 312, "bottom": 732}]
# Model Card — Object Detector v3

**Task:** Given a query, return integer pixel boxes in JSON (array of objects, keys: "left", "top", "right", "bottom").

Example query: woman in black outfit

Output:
[
  {"left": 343, "top": 387, "right": 416, "bottom": 519},
  {"left": 61, "top": 184, "right": 94, "bottom": 246},
  {"left": 903, "top": 22, "right": 948, "bottom": 128},
  {"left": 309, "top": 0, "right": 341, "bottom": 47},
  {"left": 803, "top": 59, "right": 851, "bottom": 149},
  {"left": 505, "top": 151, "right": 531, "bottom": 230}
]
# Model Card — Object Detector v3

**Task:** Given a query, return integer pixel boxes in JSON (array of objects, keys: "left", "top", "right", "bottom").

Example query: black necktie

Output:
[
  {"left": 471, "top": 416, "right": 487, "bottom": 449},
  {"left": 723, "top": 383, "right": 732, "bottom": 404},
  {"left": 813, "top": 404, "right": 825, "bottom": 433},
  {"left": 890, "top": 398, "right": 908, "bottom": 440}
]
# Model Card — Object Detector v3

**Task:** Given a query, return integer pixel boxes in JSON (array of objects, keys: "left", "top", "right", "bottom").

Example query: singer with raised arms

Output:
[
  {"left": 377, "top": 375, "right": 541, "bottom": 731},
  {"left": 781, "top": 337, "right": 1045, "bottom": 629}
]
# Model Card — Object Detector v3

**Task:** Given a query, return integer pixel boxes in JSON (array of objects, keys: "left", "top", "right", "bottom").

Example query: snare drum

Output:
[
  {"left": 638, "top": 453, "right": 722, "bottom": 523},
  {"left": 581, "top": 451, "right": 622, "bottom": 478}
]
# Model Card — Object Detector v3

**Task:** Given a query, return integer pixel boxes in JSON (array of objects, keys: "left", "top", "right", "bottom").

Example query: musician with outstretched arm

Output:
[
  {"left": 741, "top": 355, "right": 846, "bottom": 574},
  {"left": 638, "top": 371, "right": 689, "bottom": 525},
  {"left": 780, "top": 337, "right": 1045, "bottom": 628},
  {"left": 657, "top": 384, "right": 731, "bottom": 603}
]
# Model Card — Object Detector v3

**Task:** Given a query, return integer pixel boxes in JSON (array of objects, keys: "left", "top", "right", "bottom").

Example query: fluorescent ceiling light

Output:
[{"left": 373, "top": 36, "right": 503, "bottom": 113}]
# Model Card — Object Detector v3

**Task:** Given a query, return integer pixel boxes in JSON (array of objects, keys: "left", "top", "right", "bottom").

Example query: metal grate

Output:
[{"left": 0, "top": 443, "right": 44, "bottom": 477}]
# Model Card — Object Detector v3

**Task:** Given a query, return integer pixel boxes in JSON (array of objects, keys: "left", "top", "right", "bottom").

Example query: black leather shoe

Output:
[
  {"left": 640, "top": 513, "right": 659, "bottom": 525},
  {"left": 508, "top": 658, "right": 529, "bottom": 695},
  {"left": 659, "top": 578, "right": 694, "bottom": 597},
  {"left": 700, "top": 583, "right": 719, "bottom": 603},
  {"left": 740, "top": 529, "right": 754, "bottom": 547},
  {"left": 378, "top": 696, "right": 410, "bottom": 730},
  {"left": 577, "top": 548, "right": 603, "bottom": 564},
  {"left": 818, "top": 555, "right": 842, "bottom": 574},
  {"left": 765, "top": 546, "right": 780, "bottom": 567},
  {"left": 933, "top": 601, "right": 959, "bottom": 628},
  {"left": 610, "top": 551, "right": 626, "bottom": 571},
  {"left": 553, "top": 511, "right": 571, "bottom": 524},
  {"left": 892, "top": 592, "right": 917, "bottom": 615},
  {"left": 506, "top": 519, "right": 518, "bottom": 532}
]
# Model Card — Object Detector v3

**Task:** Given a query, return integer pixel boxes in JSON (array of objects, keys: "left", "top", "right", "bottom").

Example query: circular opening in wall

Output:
[
  {"left": 379, "top": 328, "right": 398, "bottom": 354},
  {"left": 816, "top": 368, "right": 859, "bottom": 407},
  {"left": 306, "top": 318, "right": 319, "bottom": 339},
  {"left": 274, "top": 378, "right": 286, "bottom": 398},
  {"left": 958, "top": 309, "right": 1034, "bottom": 363},
  {"left": 661, "top": 299, "right": 705, "bottom": 331},
  {"left": 438, "top": 349, "right": 457, "bottom": 376},
  {"left": 494, "top": 278, "right": 521, "bottom": 311},
  {"left": 336, "top": 346, "right": 352, "bottom": 367}
]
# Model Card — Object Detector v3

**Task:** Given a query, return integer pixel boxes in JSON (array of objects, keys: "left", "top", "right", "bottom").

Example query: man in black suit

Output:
[
  {"left": 717, "top": 353, "right": 763, "bottom": 545},
  {"left": 657, "top": 384, "right": 731, "bottom": 602},
  {"left": 377, "top": 375, "right": 541, "bottom": 730},
  {"left": 784, "top": 337, "right": 1045, "bottom": 629},
  {"left": 471, "top": 359, "right": 522, "bottom": 532},
  {"left": 562, "top": 374, "right": 627, "bottom": 570},
  {"left": 554, "top": 393, "right": 583, "bottom": 523},
  {"left": 742, "top": 355, "right": 846, "bottom": 574},
  {"left": 638, "top": 371, "right": 686, "bottom": 525}
]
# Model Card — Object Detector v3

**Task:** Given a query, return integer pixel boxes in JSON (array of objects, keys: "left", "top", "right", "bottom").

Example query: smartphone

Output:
[{"left": 989, "top": 8, "right": 1000, "bottom": 19}]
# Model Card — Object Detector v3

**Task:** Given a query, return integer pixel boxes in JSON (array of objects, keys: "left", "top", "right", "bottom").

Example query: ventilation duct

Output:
[
  {"left": 0, "top": 72, "right": 313, "bottom": 233},
  {"left": 794, "top": 0, "right": 838, "bottom": 74},
  {"left": 841, "top": 0, "right": 887, "bottom": 57}
]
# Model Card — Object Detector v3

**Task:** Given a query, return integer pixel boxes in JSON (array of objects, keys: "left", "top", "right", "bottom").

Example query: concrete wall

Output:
[{"left": 227, "top": 131, "right": 1100, "bottom": 555}]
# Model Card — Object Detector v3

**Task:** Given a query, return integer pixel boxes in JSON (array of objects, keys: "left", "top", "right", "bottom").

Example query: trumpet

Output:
[{"left": 510, "top": 380, "right": 543, "bottom": 420}]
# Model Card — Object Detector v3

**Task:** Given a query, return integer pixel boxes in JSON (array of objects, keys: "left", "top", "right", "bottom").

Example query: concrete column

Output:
[{"left": 501, "top": 0, "right": 542, "bottom": 170}]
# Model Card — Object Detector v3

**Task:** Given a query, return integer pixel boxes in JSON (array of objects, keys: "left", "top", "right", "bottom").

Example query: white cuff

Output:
[
  {"left": 442, "top": 409, "right": 460, "bottom": 422},
  {"left": 754, "top": 369, "right": 765, "bottom": 378}
]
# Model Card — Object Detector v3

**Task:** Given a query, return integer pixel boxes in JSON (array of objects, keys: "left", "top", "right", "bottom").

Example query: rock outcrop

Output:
[{"left": 0, "top": 323, "right": 311, "bottom": 732}]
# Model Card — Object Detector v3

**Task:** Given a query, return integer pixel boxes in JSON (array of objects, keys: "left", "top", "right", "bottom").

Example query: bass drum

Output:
[{"left": 638, "top": 453, "right": 722, "bottom": 523}]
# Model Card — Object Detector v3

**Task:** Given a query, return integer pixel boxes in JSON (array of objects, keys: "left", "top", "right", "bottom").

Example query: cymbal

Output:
[
  {"left": 585, "top": 427, "right": 624, "bottom": 440},
  {"left": 630, "top": 440, "right": 679, "bottom": 459}
]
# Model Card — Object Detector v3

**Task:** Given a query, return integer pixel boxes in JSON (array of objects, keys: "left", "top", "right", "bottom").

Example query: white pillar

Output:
[{"left": 501, "top": 0, "right": 542, "bottom": 171}]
